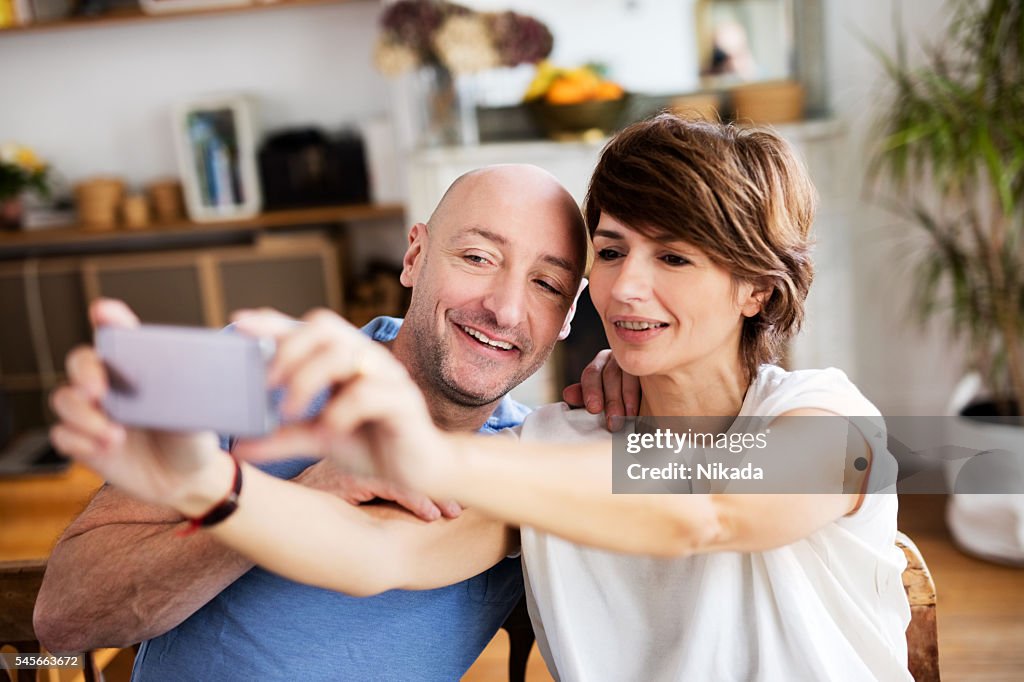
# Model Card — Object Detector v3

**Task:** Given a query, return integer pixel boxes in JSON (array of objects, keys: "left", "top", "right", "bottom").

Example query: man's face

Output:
[{"left": 400, "top": 167, "right": 585, "bottom": 407}]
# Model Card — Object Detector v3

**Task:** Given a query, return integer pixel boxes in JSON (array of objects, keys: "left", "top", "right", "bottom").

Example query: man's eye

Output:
[
  {"left": 464, "top": 254, "right": 490, "bottom": 265},
  {"left": 661, "top": 254, "right": 690, "bottom": 266},
  {"left": 536, "top": 280, "right": 565, "bottom": 297},
  {"left": 597, "top": 248, "right": 622, "bottom": 260}
]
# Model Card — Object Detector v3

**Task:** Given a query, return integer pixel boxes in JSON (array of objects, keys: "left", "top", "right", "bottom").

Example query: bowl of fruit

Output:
[{"left": 525, "top": 62, "right": 630, "bottom": 140}]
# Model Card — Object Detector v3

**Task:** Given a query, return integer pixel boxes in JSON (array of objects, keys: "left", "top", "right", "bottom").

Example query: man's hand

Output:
[
  {"left": 49, "top": 299, "right": 232, "bottom": 515},
  {"left": 562, "top": 349, "right": 641, "bottom": 431},
  {"left": 294, "top": 460, "right": 462, "bottom": 521}
]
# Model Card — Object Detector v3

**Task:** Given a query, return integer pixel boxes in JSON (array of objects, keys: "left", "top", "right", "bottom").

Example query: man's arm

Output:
[
  {"left": 33, "top": 456, "right": 474, "bottom": 653},
  {"left": 33, "top": 484, "right": 254, "bottom": 653}
]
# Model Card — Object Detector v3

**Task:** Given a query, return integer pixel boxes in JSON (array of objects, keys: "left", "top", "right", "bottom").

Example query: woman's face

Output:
[{"left": 588, "top": 213, "right": 761, "bottom": 379}]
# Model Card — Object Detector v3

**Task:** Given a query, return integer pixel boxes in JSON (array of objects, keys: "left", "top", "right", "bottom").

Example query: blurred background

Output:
[{"left": 1, "top": 1, "right": 1022, "bottom": 680}]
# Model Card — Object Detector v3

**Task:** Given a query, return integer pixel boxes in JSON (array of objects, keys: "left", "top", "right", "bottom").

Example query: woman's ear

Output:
[
  {"left": 740, "top": 280, "right": 773, "bottom": 318},
  {"left": 400, "top": 223, "right": 429, "bottom": 288}
]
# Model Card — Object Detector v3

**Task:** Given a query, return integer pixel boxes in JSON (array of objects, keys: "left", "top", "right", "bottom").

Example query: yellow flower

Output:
[
  {"left": 16, "top": 146, "right": 43, "bottom": 172},
  {"left": 1, "top": 143, "right": 46, "bottom": 172}
]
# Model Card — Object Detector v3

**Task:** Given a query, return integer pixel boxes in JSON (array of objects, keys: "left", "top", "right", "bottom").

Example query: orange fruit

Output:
[
  {"left": 546, "top": 79, "right": 591, "bottom": 105},
  {"left": 594, "top": 81, "right": 625, "bottom": 101}
]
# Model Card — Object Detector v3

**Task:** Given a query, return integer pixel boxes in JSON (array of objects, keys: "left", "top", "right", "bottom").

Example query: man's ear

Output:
[
  {"left": 400, "top": 223, "right": 429, "bottom": 288},
  {"left": 558, "top": 278, "right": 589, "bottom": 341}
]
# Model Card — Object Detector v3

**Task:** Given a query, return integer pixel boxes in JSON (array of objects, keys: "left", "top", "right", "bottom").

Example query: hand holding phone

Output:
[
  {"left": 49, "top": 300, "right": 240, "bottom": 511},
  {"left": 97, "top": 324, "right": 279, "bottom": 438}
]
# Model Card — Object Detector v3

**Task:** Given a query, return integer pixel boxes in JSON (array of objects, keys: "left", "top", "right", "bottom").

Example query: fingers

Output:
[
  {"left": 50, "top": 385, "right": 125, "bottom": 446},
  {"left": 601, "top": 354, "right": 640, "bottom": 432},
  {"left": 278, "top": 343, "right": 352, "bottom": 418},
  {"left": 622, "top": 369, "right": 641, "bottom": 417},
  {"left": 388, "top": 487, "right": 443, "bottom": 522},
  {"left": 231, "top": 308, "right": 299, "bottom": 339},
  {"left": 437, "top": 499, "right": 463, "bottom": 519},
  {"left": 579, "top": 349, "right": 612, "bottom": 413},
  {"left": 320, "top": 374, "right": 416, "bottom": 441},
  {"left": 64, "top": 345, "right": 108, "bottom": 402},
  {"left": 562, "top": 383, "right": 584, "bottom": 408},
  {"left": 233, "top": 424, "right": 329, "bottom": 463},
  {"left": 89, "top": 298, "right": 140, "bottom": 331},
  {"left": 600, "top": 355, "right": 626, "bottom": 424},
  {"left": 267, "top": 309, "right": 364, "bottom": 387},
  {"left": 50, "top": 424, "right": 109, "bottom": 465}
]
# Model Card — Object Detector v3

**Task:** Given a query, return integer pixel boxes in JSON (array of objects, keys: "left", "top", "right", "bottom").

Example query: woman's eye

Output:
[
  {"left": 597, "top": 248, "right": 622, "bottom": 260},
  {"left": 661, "top": 254, "right": 690, "bottom": 266}
]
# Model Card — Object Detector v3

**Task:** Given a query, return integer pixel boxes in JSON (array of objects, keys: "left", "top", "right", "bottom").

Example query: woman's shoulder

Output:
[
  {"left": 518, "top": 403, "right": 609, "bottom": 442},
  {"left": 745, "top": 365, "right": 881, "bottom": 418}
]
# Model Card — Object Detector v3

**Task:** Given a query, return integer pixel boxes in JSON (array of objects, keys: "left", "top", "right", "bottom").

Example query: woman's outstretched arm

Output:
[{"left": 231, "top": 313, "right": 867, "bottom": 558}]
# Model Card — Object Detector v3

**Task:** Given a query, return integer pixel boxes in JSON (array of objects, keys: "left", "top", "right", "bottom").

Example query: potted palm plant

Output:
[{"left": 870, "top": 0, "right": 1024, "bottom": 563}]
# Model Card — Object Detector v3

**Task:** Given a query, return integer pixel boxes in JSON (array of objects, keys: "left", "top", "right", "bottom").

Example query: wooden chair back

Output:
[
  {"left": 0, "top": 559, "right": 47, "bottom": 682},
  {"left": 896, "top": 531, "right": 940, "bottom": 681}
]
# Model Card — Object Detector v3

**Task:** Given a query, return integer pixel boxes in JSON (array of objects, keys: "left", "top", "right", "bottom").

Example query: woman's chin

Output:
[{"left": 614, "top": 355, "right": 660, "bottom": 380}]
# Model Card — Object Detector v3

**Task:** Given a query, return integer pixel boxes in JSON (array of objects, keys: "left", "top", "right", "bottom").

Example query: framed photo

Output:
[{"left": 173, "top": 94, "right": 262, "bottom": 222}]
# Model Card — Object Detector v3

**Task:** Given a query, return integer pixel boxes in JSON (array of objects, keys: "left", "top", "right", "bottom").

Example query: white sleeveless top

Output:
[{"left": 517, "top": 365, "right": 912, "bottom": 681}]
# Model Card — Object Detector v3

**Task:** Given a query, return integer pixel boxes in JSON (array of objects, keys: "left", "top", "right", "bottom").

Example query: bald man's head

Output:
[
  {"left": 396, "top": 164, "right": 588, "bottom": 408},
  {"left": 426, "top": 165, "right": 588, "bottom": 282}
]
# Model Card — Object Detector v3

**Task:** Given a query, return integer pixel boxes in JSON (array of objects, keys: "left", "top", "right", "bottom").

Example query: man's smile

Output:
[{"left": 453, "top": 321, "right": 521, "bottom": 359}]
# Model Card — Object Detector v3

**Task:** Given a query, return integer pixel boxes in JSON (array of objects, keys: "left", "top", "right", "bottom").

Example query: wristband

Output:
[{"left": 178, "top": 456, "right": 242, "bottom": 537}]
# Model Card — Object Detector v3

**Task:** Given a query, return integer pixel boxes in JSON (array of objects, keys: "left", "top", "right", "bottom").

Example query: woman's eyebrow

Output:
[{"left": 592, "top": 229, "right": 623, "bottom": 240}]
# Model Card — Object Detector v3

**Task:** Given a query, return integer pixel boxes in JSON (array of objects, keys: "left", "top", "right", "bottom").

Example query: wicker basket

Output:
[{"left": 731, "top": 80, "right": 805, "bottom": 124}]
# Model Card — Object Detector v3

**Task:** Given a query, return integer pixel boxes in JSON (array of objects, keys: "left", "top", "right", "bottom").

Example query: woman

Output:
[{"left": 54, "top": 115, "right": 911, "bottom": 680}]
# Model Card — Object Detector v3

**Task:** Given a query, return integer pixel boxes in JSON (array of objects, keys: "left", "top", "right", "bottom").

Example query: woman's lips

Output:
[{"left": 610, "top": 319, "right": 669, "bottom": 344}]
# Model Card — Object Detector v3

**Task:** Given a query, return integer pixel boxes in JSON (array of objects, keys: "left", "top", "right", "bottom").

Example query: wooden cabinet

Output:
[{"left": 0, "top": 232, "right": 342, "bottom": 440}]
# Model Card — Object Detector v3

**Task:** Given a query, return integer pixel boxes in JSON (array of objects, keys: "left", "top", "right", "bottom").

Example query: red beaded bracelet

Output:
[{"left": 177, "top": 456, "right": 243, "bottom": 537}]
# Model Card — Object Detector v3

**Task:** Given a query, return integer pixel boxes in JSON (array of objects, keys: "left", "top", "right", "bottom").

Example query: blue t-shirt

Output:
[{"left": 132, "top": 317, "right": 530, "bottom": 681}]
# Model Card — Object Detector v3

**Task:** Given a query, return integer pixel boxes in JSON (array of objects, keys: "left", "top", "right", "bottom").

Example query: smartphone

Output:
[{"left": 96, "top": 324, "right": 278, "bottom": 438}]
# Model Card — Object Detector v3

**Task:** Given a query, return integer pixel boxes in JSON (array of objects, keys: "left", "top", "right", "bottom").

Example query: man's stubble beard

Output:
[{"left": 403, "top": 303, "right": 552, "bottom": 409}]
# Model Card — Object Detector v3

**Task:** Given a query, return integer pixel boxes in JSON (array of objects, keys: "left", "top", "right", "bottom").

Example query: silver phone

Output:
[{"left": 96, "top": 324, "right": 278, "bottom": 438}]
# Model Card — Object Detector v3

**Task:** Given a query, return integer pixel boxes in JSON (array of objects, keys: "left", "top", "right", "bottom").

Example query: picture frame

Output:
[{"left": 172, "top": 93, "right": 262, "bottom": 222}]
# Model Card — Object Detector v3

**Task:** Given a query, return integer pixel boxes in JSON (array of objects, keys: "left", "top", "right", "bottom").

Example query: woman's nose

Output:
[{"left": 610, "top": 255, "right": 653, "bottom": 303}]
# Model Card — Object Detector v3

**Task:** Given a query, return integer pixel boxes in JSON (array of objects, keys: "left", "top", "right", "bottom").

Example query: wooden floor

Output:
[
  {"left": 895, "top": 494, "right": 1024, "bottom": 681},
  {"left": 463, "top": 494, "right": 1024, "bottom": 681}
]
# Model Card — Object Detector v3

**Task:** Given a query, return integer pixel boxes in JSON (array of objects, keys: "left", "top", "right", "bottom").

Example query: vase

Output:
[
  {"left": 413, "top": 65, "right": 480, "bottom": 148},
  {"left": 0, "top": 196, "right": 24, "bottom": 231}
]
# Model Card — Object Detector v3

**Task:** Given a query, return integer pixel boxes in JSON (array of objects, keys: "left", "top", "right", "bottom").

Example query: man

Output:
[{"left": 35, "top": 165, "right": 632, "bottom": 680}]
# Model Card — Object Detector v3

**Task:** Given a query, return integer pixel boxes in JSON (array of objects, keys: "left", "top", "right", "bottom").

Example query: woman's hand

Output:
[
  {"left": 231, "top": 309, "right": 453, "bottom": 495},
  {"left": 49, "top": 299, "right": 233, "bottom": 516}
]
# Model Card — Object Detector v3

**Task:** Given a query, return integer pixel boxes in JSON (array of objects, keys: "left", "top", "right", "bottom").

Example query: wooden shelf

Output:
[
  {"left": 0, "top": 0, "right": 357, "bottom": 37},
  {"left": 0, "top": 203, "right": 405, "bottom": 258}
]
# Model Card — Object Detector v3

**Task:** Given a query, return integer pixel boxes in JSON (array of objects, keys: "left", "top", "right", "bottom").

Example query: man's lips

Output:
[{"left": 455, "top": 322, "right": 521, "bottom": 354}]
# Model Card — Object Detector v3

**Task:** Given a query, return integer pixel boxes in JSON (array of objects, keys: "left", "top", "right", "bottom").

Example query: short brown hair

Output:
[{"left": 584, "top": 113, "right": 816, "bottom": 381}]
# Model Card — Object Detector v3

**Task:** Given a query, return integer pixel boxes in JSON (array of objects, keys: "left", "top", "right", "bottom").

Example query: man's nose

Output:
[
  {"left": 610, "top": 254, "right": 653, "bottom": 303},
  {"left": 483, "top": 278, "right": 528, "bottom": 330}
]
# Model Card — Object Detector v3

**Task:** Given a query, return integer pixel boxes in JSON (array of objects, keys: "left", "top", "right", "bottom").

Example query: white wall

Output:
[
  {"left": 823, "top": 0, "right": 964, "bottom": 415},
  {"left": 464, "top": 0, "right": 700, "bottom": 96},
  {"left": 0, "top": 1, "right": 390, "bottom": 187},
  {"left": 0, "top": 0, "right": 968, "bottom": 413}
]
